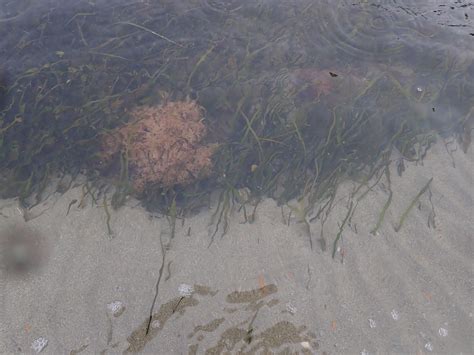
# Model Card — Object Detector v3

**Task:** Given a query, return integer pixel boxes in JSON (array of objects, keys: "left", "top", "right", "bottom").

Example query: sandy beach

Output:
[{"left": 0, "top": 139, "right": 472, "bottom": 354}]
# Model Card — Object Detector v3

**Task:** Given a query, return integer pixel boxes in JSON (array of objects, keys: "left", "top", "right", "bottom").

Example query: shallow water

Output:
[
  {"left": 2, "top": 1, "right": 472, "bottom": 118},
  {"left": 1, "top": 1, "right": 473, "bottom": 354}
]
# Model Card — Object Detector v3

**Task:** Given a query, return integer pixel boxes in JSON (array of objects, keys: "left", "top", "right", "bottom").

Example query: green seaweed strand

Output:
[
  {"left": 370, "top": 167, "right": 393, "bottom": 235},
  {"left": 394, "top": 177, "right": 433, "bottom": 232},
  {"left": 332, "top": 201, "right": 354, "bottom": 259},
  {"left": 103, "top": 194, "right": 113, "bottom": 237}
]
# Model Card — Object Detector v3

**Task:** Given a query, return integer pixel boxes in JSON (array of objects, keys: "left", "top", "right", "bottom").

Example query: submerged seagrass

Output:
[{"left": 0, "top": 0, "right": 472, "bottom": 229}]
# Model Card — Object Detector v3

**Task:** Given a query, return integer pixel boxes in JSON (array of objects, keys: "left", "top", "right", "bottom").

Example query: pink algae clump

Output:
[{"left": 99, "top": 100, "right": 216, "bottom": 192}]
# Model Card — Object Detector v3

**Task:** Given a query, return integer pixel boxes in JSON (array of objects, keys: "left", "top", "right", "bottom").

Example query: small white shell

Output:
[
  {"left": 300, "top": 341, "right": 311, "bottom": 349},
  {"left": 390, "top": 309, "right": 399, "bottom": 321},
  {"left": 31, "top": 337, "right": 48, "bottom": 353},
  {"left": 286, "top": 302, "right": 297, "bottom": 315},
  {"left": 107, "top": 301, "right": 125, "bottom": 317},
  {"left": 424, "top": 342, "right": 433, "bottom": 352},
  {"left": 438, "top": 327, "right": 448, "bottom": 337},
  {"left": 178, "top": 283, "right": 194, "bottom": 297},
  {"left": 368, "top": 318, "right": 376, "bottom": 328}
]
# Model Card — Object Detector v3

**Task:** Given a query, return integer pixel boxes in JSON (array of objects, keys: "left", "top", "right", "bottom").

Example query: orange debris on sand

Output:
[{"left": 99, "top": 100, "right": 217, "bottom": 192}]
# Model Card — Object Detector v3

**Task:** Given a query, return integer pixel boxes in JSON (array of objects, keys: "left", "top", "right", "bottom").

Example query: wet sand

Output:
[{"left": 0, "top": 140, "right": 472, "bottom": 354}]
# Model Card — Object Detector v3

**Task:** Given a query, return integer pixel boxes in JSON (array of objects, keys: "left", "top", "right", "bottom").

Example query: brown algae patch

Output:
[
  {"left": 188, "top": 344, "right": 199, "bottom": 355},
  {"left": 224, "top": 307, "right": 239, "bottom": 313},
  {"left": 194, "top": 284, "right": 219, "bottom": 296},
  {"left": 69, "top": 344, "right": 89, "bottom": 355},
  {"left": 203, "top": 321, "right": 318, "bottom": 354},
  {"left": 267, "top": 299, "right": 280, "bottom": 307},
  {"left": 188, "top": 317, "right": 225, "bottom": 338},
  {"left": 126, "top": 296, "right": 199, "bottom": 353},
  {"left": 126, "top": 284, "right": 218, "bottom": 352},
  {"left": 226, "top": 284, "right": 277, "bottom": 303},
  {"left": 204, "top": 327, "right": 249, "bottom": 354},
  {"left": 247, "top": 321, "right": 318, "bottom": 353}
]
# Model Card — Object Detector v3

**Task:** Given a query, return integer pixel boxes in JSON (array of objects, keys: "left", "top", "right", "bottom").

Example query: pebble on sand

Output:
[
  {"left": 390, "top": 309, "right": 400, "bottom": 321},
  {"left": 178, "top": 283, "right": 194, "bottom": 297},
  {"left": 438, "top": 327, "right": 448, "bottom": 337},
  {"left": 368, "top": 318, "right": 377, "bottom": 328},
  {"left": 107, "top": 301, "right": 125, "bottom": 317},
  {"left": 31, "top": 337, "right": 48, "bottom": 353}
]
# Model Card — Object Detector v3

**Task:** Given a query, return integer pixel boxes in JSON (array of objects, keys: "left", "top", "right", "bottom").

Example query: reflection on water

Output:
[{"left": 0, "top": 0, "right": 472, "bottom": 208}]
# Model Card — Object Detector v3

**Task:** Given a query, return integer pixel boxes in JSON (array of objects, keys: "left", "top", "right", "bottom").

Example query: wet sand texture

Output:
[{"left": 0, "top": 141, "right": 472, "bottom": 354}]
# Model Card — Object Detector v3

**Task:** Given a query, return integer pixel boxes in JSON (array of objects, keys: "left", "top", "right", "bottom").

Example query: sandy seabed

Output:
[{"left": 0, "top": 140, "right": 472, "bottom": 354}]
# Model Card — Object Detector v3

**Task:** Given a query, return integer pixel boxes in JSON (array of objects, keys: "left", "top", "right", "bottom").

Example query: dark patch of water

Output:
[{"left": 0, "top": 0, "right": 472, "bottom": 206}]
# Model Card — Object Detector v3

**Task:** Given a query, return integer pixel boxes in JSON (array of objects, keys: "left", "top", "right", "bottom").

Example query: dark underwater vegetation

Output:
[{"left": 1, "top": 1, "right": 472, "bottom": 253}]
